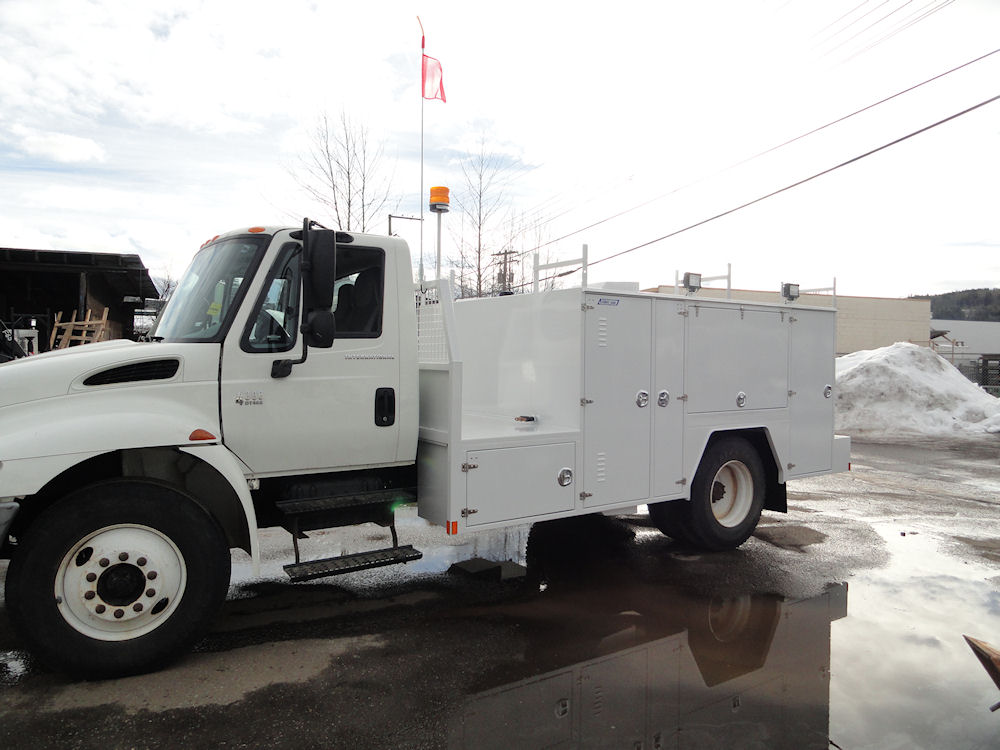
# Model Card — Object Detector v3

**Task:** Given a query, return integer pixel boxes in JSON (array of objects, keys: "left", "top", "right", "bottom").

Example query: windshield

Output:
[{"left": 150, "top": 235, "right": 269, "bottom": 342}]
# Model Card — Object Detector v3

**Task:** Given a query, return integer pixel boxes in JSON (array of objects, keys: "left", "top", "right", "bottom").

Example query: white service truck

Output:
[{"left": 0, "top": 220, "right": 849, "bottom": 677}]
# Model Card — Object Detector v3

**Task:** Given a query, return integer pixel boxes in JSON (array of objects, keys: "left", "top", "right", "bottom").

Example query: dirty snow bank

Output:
[{"left": 835, "top": 342, "right": 1000, "bottom": 438}]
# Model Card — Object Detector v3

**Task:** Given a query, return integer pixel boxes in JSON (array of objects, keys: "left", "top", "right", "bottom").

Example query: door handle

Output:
[{"left": 375, "top": 387, "right": 396, "bottom": 426}]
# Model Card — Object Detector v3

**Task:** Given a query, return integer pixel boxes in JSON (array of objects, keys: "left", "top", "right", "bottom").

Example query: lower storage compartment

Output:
[{"left": 465, "top": 442, "right": 577, "bottom": 525}]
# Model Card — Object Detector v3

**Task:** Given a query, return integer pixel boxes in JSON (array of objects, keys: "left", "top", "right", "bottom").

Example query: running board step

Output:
[{"left": 283, "top": 545, "right": 423, "bottom": 582}]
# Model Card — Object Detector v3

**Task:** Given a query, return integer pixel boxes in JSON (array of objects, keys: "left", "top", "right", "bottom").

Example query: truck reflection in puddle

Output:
[{"left": 452, "top": 518, "right": 847, "bottom": 749}]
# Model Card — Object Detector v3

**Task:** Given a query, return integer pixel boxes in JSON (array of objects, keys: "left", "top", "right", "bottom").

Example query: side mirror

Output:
[
  {"left": 303, "top": 229, "right": 336, "bottom": 312},
  {"left": 271, "top": 219, "right": 337, "bottom": 377}
]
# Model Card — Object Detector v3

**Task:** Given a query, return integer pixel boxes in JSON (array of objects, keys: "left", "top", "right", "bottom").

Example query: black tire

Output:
[
  {"left": 647, "top": 499, "right": 694, "bottom": 543},
  {"left": 684, "top": 437, "right": 765, "bottom": 551},
  {"left": 5, "top": 479, "right": 231, "bottom": 678}
]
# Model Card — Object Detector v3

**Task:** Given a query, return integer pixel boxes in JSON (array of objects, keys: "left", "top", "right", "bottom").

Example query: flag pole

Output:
[{"left": 418, "top": 16, "right": 425, "bottom": 284}]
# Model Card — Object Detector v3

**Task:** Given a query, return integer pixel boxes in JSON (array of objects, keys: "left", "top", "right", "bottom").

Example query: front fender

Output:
[{"left": 180, "top": 444, "right": 261, "bottom": 575}]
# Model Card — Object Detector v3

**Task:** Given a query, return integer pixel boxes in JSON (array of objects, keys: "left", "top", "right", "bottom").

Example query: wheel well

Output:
[
  {"left": 6, "top": 448, "right": 252, "bottom": 557},
  {"left": 704, "top": 429, "right": 786, "bottom": 513}
]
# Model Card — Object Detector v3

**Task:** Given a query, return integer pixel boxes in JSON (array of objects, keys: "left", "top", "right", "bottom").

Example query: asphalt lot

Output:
[{"left": 1, "top": 438, "right": 999, "bottom": 749}]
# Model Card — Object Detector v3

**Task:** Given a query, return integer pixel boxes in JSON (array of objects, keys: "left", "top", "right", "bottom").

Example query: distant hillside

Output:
[{"left": 912, "top": 288, "right": 1000, "bottom": 322}]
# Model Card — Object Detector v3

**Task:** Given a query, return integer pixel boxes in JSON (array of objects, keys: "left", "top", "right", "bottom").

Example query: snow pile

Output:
[{"left": 835, "top": 342, "right": 1000, "bottom": 438}]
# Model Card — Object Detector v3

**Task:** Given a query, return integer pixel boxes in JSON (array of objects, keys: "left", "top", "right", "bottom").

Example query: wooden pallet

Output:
[{"left": 49, "top": 308, "right": 109, "bottom": 349}]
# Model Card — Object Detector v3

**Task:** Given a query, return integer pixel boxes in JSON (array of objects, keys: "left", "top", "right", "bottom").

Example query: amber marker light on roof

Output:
[
  {"left": 188, "top": 429, "right": 217, "bottom": 441},
  {"left": 248, "top": 227, "right": 266, "bottom": 233}
]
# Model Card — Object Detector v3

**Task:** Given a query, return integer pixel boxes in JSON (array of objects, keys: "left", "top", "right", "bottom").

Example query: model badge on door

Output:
[{"left": 234, "top": 391, "right": 264, "bottom": 406}]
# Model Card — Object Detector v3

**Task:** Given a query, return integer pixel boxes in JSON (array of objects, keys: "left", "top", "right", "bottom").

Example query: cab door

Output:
[{"left": 220, "top": 241, "right": 401, "bottom": 476}]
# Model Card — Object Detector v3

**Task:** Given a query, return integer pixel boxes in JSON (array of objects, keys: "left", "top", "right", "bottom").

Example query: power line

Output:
[
  {"left": 810, "top": 1, "right": 874, "bottom": 41},
  {"left": 517, "top": 46, "right": 1000, "bottom": 262},
  {"left": 526, "top": 91, "right": 1000, "bottom": 287},
  {"left": 820, "top": 0, "right": 917, "bottom": 58},
  {"left": 846, "top": 0, "right": 956, "bottom": 62}
]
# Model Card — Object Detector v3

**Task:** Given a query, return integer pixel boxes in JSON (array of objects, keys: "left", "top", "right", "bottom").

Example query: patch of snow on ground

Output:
[{"left": 835, "top": 342, "right": 1000, "bottom": 439}]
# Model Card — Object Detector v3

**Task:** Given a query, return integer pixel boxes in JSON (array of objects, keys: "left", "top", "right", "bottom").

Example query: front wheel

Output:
[
  {"left": 684, "top": 437, "right": 765, "bottom": 551},
  {"left": 5, "top": 480, "right": 231, "bottom": 678}
]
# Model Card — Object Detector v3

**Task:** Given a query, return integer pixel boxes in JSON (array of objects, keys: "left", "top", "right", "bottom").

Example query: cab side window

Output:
[{"left": 332, "top": 247, "right": 384, "bottom": 338}]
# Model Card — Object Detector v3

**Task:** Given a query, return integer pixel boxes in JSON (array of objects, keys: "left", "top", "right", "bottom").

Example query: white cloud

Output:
[{"left": 9, "top": 125, "right": 106, "bottom": 164}]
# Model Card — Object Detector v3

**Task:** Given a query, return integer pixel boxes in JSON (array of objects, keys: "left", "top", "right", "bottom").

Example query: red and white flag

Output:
[{"left": 422, "top": 54, "right": 446, "bottom": 103}]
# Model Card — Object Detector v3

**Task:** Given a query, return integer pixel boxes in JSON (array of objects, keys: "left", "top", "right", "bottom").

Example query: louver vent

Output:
[{"left": 83, "top": 360, "right": 180, "bottom": 386}]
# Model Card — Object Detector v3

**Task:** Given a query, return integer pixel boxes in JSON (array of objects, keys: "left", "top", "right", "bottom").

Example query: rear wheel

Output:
[
  {"left": 684, "top": 437, "right": 765, "bottom": 551},
  {"left": 5, "top": 480, "right": 231, "bottom": 678}
]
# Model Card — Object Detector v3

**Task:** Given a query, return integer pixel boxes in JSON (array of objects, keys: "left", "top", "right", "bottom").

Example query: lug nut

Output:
[
  {"left": 147, "top": 571, "right": 158, "bottom": 580},
  {"left": 119, "top": 552, "right": 129, "bottom": 561},
  {"left": 86, "top": 572, "right": 97, "bottom": 582},
  {"left": 146, "top": 589, "right": 156, "bottom": 597},
  {"left": 114, "top": 609, "right": 124, "bottom": 619},
  {"left": 95, "top": 604, "right": 106, "bottom": 614},
  {"left": 133, "top": 603, "right": 143, "bottom": 613},
  {"left": 99, "top": 558, "right": 110, "bottom": 568},
  {"left": 137, "top": 557, "right": 147, "bottom": 567},
  {"left": 84, "top": 591, "right": 96, "bottom": 600}
]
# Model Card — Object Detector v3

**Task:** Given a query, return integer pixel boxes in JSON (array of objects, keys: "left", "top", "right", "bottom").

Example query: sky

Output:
[{"left": 1, "top": 0, "right": 999, "bottom": 298}]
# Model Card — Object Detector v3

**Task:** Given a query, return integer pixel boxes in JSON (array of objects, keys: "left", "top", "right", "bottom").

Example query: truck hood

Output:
[{"left": 0, "top": 340, "right": 219, "bottom": 410}]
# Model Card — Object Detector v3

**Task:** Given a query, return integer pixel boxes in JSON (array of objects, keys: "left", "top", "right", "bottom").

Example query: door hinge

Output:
[
  {"left": 787, "top": 463, "right": 796, "bottom": 470},
  {"left": 580, "top": 398, "right": 594, "bottom": 406},
  {"left": 247, "top": 478, "right": 260, "bottom": 491},
  {"left": 675, "top": 478, "right": 687, "bottom": 486},
  {"left": 678, "top": 309, "right": 689, "bottom": 317},
  {"left": 580, "top": 491, "right": 593, "bottom": 500},
  {"left": 789, "top": 316, "right": 798, "bottom": 323},
  {"left": 677, "top": 394, "right": 689, "bottom": 401},
  {"left": 582, "top": 303, "right": 594, "bottom": 311},
  {"left": 461, "top": 462, "right": 479, "bottom": 472},
  {"left": 788, "top": 390, "right": 797, "bottom": 397},
  {"left": 461, "top": 508, "right": 478, "bottom": 518}
]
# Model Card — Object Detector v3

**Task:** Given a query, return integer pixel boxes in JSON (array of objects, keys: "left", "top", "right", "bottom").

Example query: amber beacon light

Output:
[{"left": 429, "top": 186, "right": 449, "bottom": 279}]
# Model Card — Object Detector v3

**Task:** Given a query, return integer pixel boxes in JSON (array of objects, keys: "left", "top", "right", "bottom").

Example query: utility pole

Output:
[{"left": 492, "top": 248, "right": 518, "bottom": 294}]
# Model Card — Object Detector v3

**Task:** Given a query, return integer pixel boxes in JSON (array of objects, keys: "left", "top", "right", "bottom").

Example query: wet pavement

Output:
[{"left": 1, "top": 439, "right": 1000, "bottom": 748}]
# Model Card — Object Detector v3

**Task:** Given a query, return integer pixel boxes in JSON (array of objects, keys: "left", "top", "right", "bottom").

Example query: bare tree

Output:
[
  {"left": 294, "top": 111, "right": 394, "bottom": 232},
  {"left": 452, "top": 138, "right": 524, "bottom": 298}
]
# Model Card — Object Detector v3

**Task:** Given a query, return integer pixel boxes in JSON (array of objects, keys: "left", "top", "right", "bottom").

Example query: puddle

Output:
[
  {"left": 829, "top": 523, "right": 1000, "bottom": 748},
  {"left": 451, "top": 584, "right": 845, "bottom": 749}
]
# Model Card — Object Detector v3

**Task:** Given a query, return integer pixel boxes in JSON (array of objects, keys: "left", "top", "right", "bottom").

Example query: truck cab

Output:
[{"left": 148, "top": 224, "right": 420, "bottom": 477}]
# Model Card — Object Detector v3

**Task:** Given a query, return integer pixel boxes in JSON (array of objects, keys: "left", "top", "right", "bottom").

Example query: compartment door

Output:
[
  {"left": 788, "top": 309, "right": 835, "bottom": 474},
  {"left": 652, "top": 300, "right": 686, "bottom": 498},
  {"left": 465, "top": 443, "right": 576, "bottom": 525},
  {"left": 583, "top": 295, "right": 652, "bottom": 507}
]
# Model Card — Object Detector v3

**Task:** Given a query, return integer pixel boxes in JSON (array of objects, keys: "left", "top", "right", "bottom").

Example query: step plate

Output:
[{"left": 283, "top": 545, "right": 423, "bottom": 582}]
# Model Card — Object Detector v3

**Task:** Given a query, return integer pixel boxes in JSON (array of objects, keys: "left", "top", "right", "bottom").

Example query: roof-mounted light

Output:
[{"left": 782, "top": 282, "right": 800, "bottom": 302}]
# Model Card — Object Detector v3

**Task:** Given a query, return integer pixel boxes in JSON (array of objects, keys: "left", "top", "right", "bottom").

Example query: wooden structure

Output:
[{"left": 49, "top": 308, "right": 110, "bottom": 349}]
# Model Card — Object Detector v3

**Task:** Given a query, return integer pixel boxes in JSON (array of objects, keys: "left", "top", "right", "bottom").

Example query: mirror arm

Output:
[{"left": 271, "top": 324, "right": 309, "bottom": 378}]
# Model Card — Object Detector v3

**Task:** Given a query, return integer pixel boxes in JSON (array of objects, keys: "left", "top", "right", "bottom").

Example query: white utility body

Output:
[
  {"left": 416, "top": 281, "right": 848, "bottom": 533},
  {"left": 0, "top": 222, "right": 848, "bottom": 677}
]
